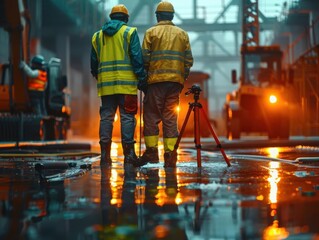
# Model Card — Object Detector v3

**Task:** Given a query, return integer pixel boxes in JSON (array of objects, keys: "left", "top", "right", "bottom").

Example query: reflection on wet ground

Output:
[{"left": 1, "top": 142, "right": 319, "bottom": 239}]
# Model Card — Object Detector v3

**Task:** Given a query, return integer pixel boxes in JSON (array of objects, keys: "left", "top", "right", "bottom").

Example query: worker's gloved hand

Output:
[{"left": 138, "top": 78, "right": 148, "bottom": 94}]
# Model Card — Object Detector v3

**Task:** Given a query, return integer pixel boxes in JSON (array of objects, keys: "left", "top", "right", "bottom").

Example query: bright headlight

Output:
[{"left": 269, "top": 95, "right": 277, "bottom": 104}]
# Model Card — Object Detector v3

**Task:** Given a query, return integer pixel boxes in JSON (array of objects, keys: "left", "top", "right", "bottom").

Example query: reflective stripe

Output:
[
  {"left": 144, "top": 135, "right": 158, "bottom": 148},
  {"left": 28, "top": 70, "right": 47, "bottom": 91},
  {"left": 163, "top": 137, "right": 177, "bottom": 152},
  {"left": 97, "top": 80, "right": 137, "bottom": 88},
  {"left": 151, "top": 55, "right": 184, "bottom": 62},
  {"left": 99, "top": 60, "right": 131, "bottom": 66},
  {"left": 148, "top": 69, "right": 182, "bottom": 75},
  {"left": 98, "top": 65, "right": 134, "bottom": 73},
  {"left": 152, "top": 50, "right": 185, "bottom": 57}
]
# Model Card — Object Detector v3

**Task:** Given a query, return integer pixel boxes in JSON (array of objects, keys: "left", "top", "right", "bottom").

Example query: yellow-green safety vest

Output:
[{"left": 92, "top": 26, "right": 138, "bottom": 96}]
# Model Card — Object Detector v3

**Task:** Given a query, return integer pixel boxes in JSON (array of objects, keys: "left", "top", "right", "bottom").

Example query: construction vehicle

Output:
[
  {"left": 224, "top": 0, "right": 290, "bottom": 139},
  {"left": 0, "top": 0, "right": 70, "bottom": 142}
]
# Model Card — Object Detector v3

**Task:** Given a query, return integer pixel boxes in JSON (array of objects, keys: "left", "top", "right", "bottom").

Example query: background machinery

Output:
[
  {"left": 0, "top": 0, "right": 70, "bottom": 142},
  {"left": 224, "top": 0, "right": 290, "bottom": 140}
]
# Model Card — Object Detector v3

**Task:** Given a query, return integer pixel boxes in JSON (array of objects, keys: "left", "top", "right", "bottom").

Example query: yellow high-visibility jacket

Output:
[
  {"left": 142, "top": 20, "right": 193, "bottom": 85},
  {"left": 92, "top": 24, "right": 139, "bottom": 96}
]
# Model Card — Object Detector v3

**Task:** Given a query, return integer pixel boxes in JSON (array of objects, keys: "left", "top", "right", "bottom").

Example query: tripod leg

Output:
[
  {"left": 194, "top": 104, "right": 201, "bottom": 167},
  {"left": 174, "top": 104, "right": 193, "bottom": 151},
  {"left": 199, "top": 108, "right": 231, "bottom": 167}
]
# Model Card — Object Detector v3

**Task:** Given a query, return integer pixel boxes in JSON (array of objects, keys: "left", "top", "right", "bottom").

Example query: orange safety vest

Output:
[{"left": 28, "top": 70, "right": 47, "bottom": 91}]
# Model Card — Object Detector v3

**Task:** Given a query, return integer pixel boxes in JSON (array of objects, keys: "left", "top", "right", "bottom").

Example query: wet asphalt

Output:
[{"left": 0, "top": 137, "right": 319, "bottom": 239}]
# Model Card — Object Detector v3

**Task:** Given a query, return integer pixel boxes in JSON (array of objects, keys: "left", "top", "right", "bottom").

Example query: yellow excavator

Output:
[{"left": 0, "top": 0, "right": 71, "bottom": 142}]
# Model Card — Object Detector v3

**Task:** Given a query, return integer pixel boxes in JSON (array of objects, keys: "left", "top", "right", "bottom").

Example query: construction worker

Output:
[
  {"left": 20, "top": 55, "right": 48, "bottom": 116},
  {"left": 91, "top": 4, "right": 146, "bottom": 167},
  {"left": 134, "top": 1, "right": 193, "bottom": 168}
]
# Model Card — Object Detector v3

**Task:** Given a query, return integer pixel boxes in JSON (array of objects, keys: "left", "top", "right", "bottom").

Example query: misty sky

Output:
[{"left": 108, "top": 0, "right": 289, "bottom": 21}]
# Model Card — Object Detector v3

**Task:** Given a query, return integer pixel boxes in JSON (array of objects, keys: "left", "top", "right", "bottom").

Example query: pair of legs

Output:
[
  {"left": 29, "top": 90, "right": 47, "bottom": 116},
  {"left": 99, "top": 94, "right": 138, "bottom": 166},
  {"left": 137, "top": 82, "right": 182, "bottom": 167}
]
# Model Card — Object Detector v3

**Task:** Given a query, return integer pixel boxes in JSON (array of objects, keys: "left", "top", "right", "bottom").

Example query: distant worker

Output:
[
  {"left": 134, "top": 1, "right": 193, "bottom": 168},
  {"left": 20, "top": 55, "right": 48, "bottom": 116},
  {"left": 90, "top": 4, "right": 146, "bottom": 167}
]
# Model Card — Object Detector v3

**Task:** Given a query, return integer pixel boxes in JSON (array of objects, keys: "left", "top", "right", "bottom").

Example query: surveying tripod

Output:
[{"left": 174, "top": 85, "right": 231, "bottom": 167}]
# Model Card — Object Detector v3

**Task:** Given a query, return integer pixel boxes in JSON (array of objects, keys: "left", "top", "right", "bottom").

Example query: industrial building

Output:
[
  {"left": 1, "top": 1, "right": 319, "bottom": 239},
  {"left": 1, "top": 0, "right": 318, "bottom": 140}
]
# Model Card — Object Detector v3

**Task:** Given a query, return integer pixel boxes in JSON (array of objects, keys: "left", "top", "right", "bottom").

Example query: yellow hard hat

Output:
[
  {"left": 110, "top": 4, "right": 129, "bottom": 16},
  {"left": 156, "top": 1, "right": 175, "bottom": 13}
]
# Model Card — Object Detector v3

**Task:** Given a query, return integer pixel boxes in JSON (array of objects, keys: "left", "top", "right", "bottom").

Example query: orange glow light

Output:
[
  {"left": 175, "top": 192, "right": 182, "bottom": 205},
  {"left": 154, "top": 225, "right": 169, "bottom": 239},
  {"left": 269, "top": 95, "right": 277, "bottom": 104},
  {"left": 263, "top": 220, "right": 289, "bottom": 239}
]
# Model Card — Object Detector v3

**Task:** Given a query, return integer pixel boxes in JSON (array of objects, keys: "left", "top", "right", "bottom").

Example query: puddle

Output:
[{"left": 1, "top": 147, "right": 319, "bottom": 239}]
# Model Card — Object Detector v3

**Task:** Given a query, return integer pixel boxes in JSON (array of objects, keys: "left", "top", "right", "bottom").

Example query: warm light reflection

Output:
[
  {"left": 175, "top": 192, "right": 182, "bottom": 205},
  {"left": 158, "top": 143, "right": 164, "bottom": 159},
  {"left": 176, "top": 168, "right": 181, "bottom": 188},
  {"left": 154, "top": 225, "right": 169, "bottom": 239},
  {"left": 159, "top": 168, "right": 166, "bottom": 180},
  {"left": 155, "top": 169, "right": 167, "bottom": 206},
  {"left": 268, "top": 162, "right": 280, "bottom": 204},
  {"left": 110, "top": 169, "right": 123, "bottom": 207},
  {"left": 176, "top": 106, "right": 180, "bottom": 113},
  {"left": 134, "top": 143, "right": 181, "bottom": 206},
  {"left": 111, "top": 142, "right": 118, "bottom": 157},
  {"left": 267, "top": 147, "right": 279, "bottom": 159},
  {"left": 114, "top": 113, "right": 118, "bottom": 122},
  {"left": 227, "top": 109, "right": 234, "bottom": 140},
  {"left": 269, "top": 161, "right": 280, "bottom": 169},
  {"left": 263, "top": 161, "right": 289, "bottom": 240},
  {"left": 135, "top": 171, "right": 146, "bottom": 204},
  {"left": 155, "top": 189, "right": 168, "bottom": 206},
  {"left": 263, "top": 220, "right": 289, "bottom": 239}
]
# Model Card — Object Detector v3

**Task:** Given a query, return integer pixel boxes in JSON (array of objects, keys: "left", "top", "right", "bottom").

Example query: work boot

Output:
[
  {"left": 100, "top": 142, "right": 112, "bottom": 167},
  {"left": 132, "top": 147, "right": 159, "bottom": 167},
  {"left": 123, "top": 143, "right": 138, "bottom": 164},
  {"left": 164, "top": 151, "right": 177, "bottom": 168}
]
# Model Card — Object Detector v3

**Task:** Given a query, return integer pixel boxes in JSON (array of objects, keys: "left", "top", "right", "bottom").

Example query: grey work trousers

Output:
[
  {"left": 143, "top": 82, "right": 182, "bottom": 138},
  {"left": 99, "top": 94, "right": 137, "bottom": 145}
]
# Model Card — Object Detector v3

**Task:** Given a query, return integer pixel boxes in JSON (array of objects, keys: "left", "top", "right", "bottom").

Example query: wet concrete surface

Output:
[{"left": 1, "top": 138, "right": 319, "bottom": 239}]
